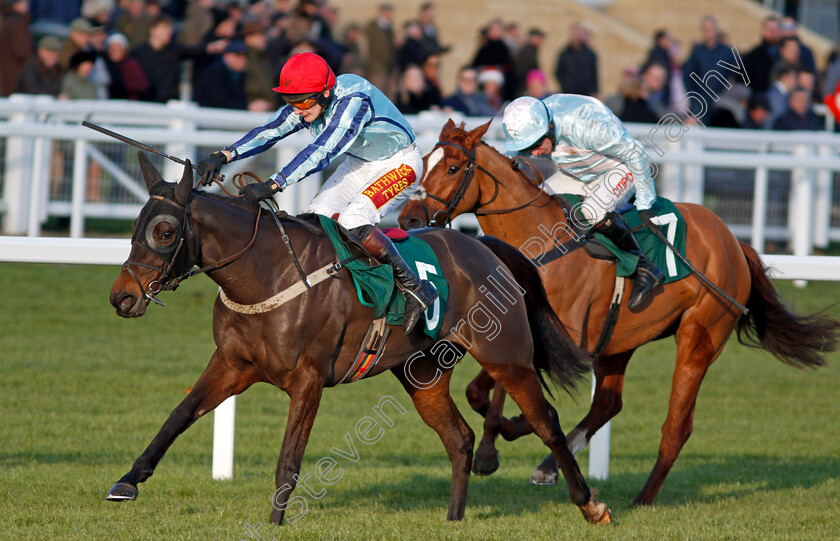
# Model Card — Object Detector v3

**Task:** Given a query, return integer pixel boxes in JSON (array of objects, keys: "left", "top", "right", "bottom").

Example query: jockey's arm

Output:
[
  {"left": 575, "top": 108, "right": 657, "bottom": 211},
  {"left": 222, "top": 105, "right": 307, "bottom": 165},
  {"left": 273, "top": 95, "right": 373, "bottom": 187}
]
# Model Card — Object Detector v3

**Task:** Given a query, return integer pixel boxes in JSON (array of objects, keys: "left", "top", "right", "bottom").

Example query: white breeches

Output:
[{"left": 306, "top": 143, "right": 424, "bottom": 230}]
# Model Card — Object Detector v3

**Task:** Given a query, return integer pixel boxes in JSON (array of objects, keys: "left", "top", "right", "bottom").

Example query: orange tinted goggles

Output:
[{"left": 285, "top": 96, "right": 319, "bottom": 110}]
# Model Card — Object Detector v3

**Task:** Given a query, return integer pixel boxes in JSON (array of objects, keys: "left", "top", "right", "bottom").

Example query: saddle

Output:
[
  {"left": 329, "top": 212, "right": 409, "bottom": 262},
  {"left": 550, "top": 194, "right": 630, "bottom": 262},
  {"left": 546, "top": 193, "right": 690, "bottom": 285}
]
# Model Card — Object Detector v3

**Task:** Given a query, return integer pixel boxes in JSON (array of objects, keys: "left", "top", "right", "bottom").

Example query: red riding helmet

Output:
[{"left": 273, "top": 52, "right": 336, "bottom": 98}]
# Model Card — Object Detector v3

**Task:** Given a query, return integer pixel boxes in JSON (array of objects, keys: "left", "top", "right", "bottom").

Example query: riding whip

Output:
[{"left": 81, "top": 120, "right": 225, "bottom": 183}]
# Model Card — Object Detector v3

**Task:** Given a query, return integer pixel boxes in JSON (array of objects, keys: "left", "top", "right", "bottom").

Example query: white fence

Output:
[
  {"left": 1, "top": 95, "right": 840, "bottom": 257},
  {"left": 2, "top": 234, "right": 839, "bottom": 481}
]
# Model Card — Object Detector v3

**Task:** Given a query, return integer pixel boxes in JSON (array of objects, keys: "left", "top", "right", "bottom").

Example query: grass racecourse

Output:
[{"left": 1, "top": 261, "right": 838, "bottom": 541}]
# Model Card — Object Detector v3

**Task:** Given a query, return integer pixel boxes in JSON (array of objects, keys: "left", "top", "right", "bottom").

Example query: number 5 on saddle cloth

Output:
[{"left": 317, "top": 215, "right": 450, "bottom": 383}]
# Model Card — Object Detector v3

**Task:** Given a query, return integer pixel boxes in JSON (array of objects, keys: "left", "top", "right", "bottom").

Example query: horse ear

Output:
[
  {"left": 138, "top": 151, "right": 164, "bottom": 193},
  {"left": 442, "top": 118, "right": 456, "bottom": 133},
  {"left": 468, "top": 119, "right": 493, "bottom": 146},
  {"left": 175, "top": 159, "right": 193, "bottom": 206}
]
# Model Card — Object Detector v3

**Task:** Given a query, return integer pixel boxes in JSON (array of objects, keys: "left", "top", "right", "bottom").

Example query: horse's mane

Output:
[
  {"left": 194, "top": 191, "right": 322, "bottom": 227},
  {"left": 193, "top": 190, "right": 320, "bottom": 232},
  {"left": 198, "top": 190, "right": 261, "bottom": 213}
]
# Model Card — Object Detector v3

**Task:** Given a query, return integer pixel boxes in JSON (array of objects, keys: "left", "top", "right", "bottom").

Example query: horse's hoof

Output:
[
  {"left": 529, "top": 467, "right": 558, "bottom": 485},
  {"left": 472, "top": 453, "right": 500, "bottom": 476},
  {"left": 106, "top": 482, "right": 138, "bottom": 501},
  {"left": 581, "top": 500, "right": 612, "bottom": 525},
  {"left": 631, "top": 495, "right": 652, "bottom": 507}
]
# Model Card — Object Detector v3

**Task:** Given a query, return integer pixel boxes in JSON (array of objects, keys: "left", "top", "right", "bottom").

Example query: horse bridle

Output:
[
  {"left": 122, "top": 192, "right": 262, "bottom": 307},
  {"left": 418, "top": 141, "right": 546, "bottom": 227}
]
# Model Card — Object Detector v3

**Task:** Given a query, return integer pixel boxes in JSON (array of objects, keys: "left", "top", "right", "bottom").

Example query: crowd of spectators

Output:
[
  {"left": 0, "top": 0, "right": 577, "bottom": 117},
  {"left": 607, "top": 14, "right": 836, "bottom": 131},
  {"left": 0, "top": 0, "right": 838, "bottom": 131}
]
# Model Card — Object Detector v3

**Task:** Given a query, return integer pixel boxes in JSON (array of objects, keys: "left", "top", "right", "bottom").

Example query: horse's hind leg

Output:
[
  {"left": 480, "top": 362, "right": 611, "bottom": 524},
  {"left": 465, "top": 369, "right": 494, "bottom": 417},
  {"left": 394, "top": 366, "right": 474, "bottom": 521},
  {"left": 106, "top": 351, "right": 257, "bottom": 501},
  {"left": 472, "top": 381, "right": 505, "bottom": 476},
  {"left": 633, "top": 317, "right": 727, "bottom": 506},
  {"left": 531, "top": 350, "right": 634, "bottom": 485}
]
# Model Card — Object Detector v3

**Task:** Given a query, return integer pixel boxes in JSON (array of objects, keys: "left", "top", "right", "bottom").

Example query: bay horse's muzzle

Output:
[
  {"left": 398, "top": 200, "right": 427, "bottom": 230},
  {"left": 110, "top": 270, "right": 152, "bottom": 318}
]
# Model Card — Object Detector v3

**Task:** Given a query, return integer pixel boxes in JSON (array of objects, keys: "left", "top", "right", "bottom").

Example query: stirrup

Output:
[
  {"left": 399, "top": 281, "right": 438, "bottom": 334},
  {"left": 398, "top": 280, "right": 438, "bottom": 311}
]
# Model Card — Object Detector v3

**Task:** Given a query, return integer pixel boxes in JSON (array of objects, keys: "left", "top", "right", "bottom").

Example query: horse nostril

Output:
[
  {"left": 111, "top": 292, "right": 136, "bottom": 313},
  {"left": 402, "top": 217, "right": 423, "bottom": 230}
]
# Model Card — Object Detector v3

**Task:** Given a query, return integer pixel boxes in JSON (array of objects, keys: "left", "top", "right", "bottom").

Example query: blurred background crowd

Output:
[{"left": 1, "top": 0, "right": 840, "bottom": 132}]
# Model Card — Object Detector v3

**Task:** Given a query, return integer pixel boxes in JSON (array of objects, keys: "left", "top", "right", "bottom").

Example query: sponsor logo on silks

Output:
[
  {"left": 362, "top": 164, "right": 417, "bottom": 209},
  {"left": 611, "top": 171, "right": 634, "bottom": 197}
]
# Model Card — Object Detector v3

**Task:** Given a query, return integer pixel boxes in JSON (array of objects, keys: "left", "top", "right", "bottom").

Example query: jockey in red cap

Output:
[{"left": 196, "top": 53, "right": 437, "bottom": 334}]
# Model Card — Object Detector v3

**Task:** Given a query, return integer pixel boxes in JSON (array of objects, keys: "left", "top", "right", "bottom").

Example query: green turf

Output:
[{"left": 0, "top": 263, "right": 838, "bottom": 540}]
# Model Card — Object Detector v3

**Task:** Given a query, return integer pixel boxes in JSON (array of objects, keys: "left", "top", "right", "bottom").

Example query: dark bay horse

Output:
[
  {"left": 398, "top": 120, "right": 839, "bottom": 505},
  {"left": 104, "top": 151, "right": 612, "bottom": 525}
]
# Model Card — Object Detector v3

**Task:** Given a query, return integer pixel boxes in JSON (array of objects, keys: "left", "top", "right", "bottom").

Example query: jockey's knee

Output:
[{"left": 338, "top": 197, "right": 379, "bottom": 231}]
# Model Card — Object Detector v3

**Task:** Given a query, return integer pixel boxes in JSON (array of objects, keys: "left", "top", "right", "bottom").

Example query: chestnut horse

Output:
[
  {"left": 104, "top": 152, "right": 612, "bottom": 525},
  {"left": 398, "top": 120, "right": 839, "bottom": 505}
]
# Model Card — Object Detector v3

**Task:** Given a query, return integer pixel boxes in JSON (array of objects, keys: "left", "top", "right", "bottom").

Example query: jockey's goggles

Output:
[{"left": 283, "top": 94, "right": 321, "bottom": 111}]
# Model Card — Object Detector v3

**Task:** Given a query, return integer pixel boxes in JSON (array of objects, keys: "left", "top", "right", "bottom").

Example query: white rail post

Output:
[
  {"left": 26, "top": 133, "right": 50, "bottom": 237},
  {"left": 212, "top": 396, "right": 236, "bottom": 480},
  {"left": 70, "top": 139, "right": 89, "bottom": 238},
  {"left": 588, "top": 373, "right": 610, "bottom": 480},
  {"left": 658, "top": 138, "right": 682, "bottom": 201},
  {"left": 790, "top": 144, "right": 813, "bottom": 288},
  {"left": 164, "top": 101, "right": 196, "bottom": 180},
  {"left": 3, "top": 94, "right": 35, "bottom": 234},
  {"left": 683, "top": 137, "right": 705, "bottom": 204},
  {"left": 751, "top": 160, "right": 769, "bottom": 251},
  {"left": 813, "top": 144, "right": 832, "bottom": 248}
]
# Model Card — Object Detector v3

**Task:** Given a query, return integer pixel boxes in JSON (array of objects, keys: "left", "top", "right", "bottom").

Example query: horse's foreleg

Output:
[
  {"left": 480, "top": 362, "right": 611, "bottom": 525},
  {"left": 106, "top": 351, "right": 256, "bottom": 501},
  {"left": 531, "top": 351, "right": 633, "bottom": 485},
  {"left": 472, "top": 381, "right": 505, "bottom": 476},
  {"left": 634, "top": 321, "right": 717, "bottom": 506},
  {"left": 394, "top": 365, "right": 474, "bottom": 521},
  {"left": 269, "top": 359, "right": 324, "bottom": 525}
]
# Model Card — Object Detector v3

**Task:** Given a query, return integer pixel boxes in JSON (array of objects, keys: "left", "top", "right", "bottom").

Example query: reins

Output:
[{"left": 420, "top": 141, "right": 546, "bottom": 227}]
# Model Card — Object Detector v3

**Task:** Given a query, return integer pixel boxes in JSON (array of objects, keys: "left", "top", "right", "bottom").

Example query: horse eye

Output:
[
  {"left": 161, "top": 230, "right": 173, "bottom": 240},
  {"left": 447, "top": 165, "right": 459, "bottom": 175}
]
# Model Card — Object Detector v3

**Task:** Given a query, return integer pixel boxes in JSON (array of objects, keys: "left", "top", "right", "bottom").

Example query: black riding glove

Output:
[
  {"left": 638, "top": 208, "right": 659, "bottom": 233},
  {"left": 239, "top": 179, "right": 282, "bottom": 203},
  {"left": 196, "top": 151, "right": 226, "bottom": 186}
]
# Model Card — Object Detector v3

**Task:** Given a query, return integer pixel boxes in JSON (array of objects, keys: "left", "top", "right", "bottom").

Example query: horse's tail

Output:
[
  {"left": 736, "top": 241, "right": 839, "bottom": 368},
  {"left": 477, "top": 235, "right": 591, "bottom": 397}
]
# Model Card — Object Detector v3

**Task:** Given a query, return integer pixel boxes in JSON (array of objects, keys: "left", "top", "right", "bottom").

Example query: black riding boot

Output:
[
  {"left": 352, "top": 225, "right": 439, "bottom": 334},
  {"left": 594, "top": 213, "right": 664, "bottom": 310}
]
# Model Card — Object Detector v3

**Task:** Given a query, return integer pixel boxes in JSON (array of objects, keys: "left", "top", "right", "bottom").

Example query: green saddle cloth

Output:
[
  {"left": 316, "top": 215, "right": 449, "bottom": 339},
  {"left": 563, "top": 195, "right": 691, "bottom": 284}
]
